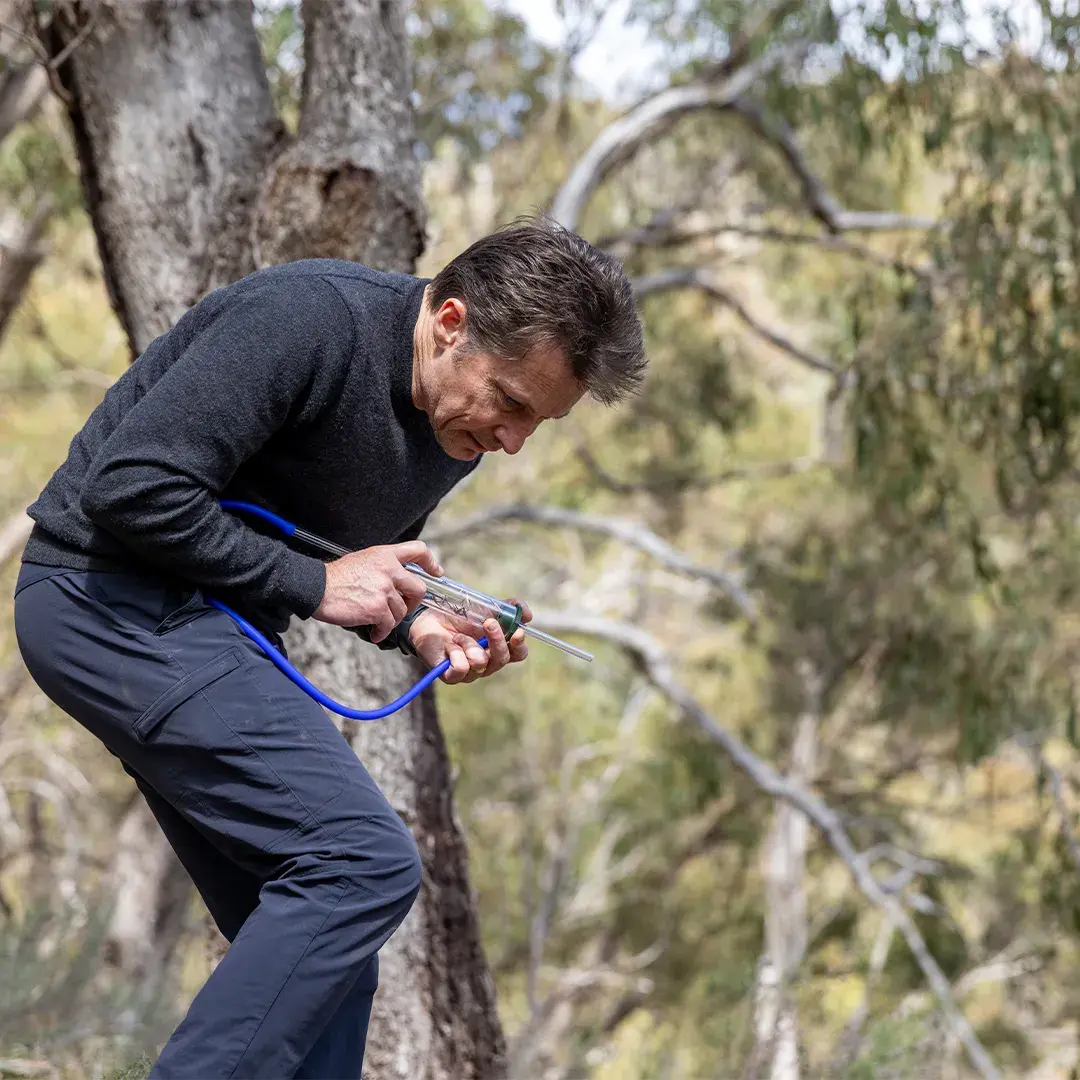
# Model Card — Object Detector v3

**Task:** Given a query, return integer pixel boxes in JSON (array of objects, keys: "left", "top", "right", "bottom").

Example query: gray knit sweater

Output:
[{"left": 23, "top": 259, "right": 480, "bottom": 643}]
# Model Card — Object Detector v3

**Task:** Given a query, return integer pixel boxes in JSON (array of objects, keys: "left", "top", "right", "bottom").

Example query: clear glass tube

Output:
[{"left": 406, "top": 564, "right": 593, "bottom": 662}]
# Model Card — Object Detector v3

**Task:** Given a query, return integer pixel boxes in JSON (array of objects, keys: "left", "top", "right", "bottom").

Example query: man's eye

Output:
[{"left": 502, "top": 392, "right": 522, "bottom": 409}]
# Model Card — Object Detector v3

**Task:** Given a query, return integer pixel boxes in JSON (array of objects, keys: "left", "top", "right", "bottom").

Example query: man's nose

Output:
[{"left": 493, "top": 420, "right": 533, "bottom": 455}]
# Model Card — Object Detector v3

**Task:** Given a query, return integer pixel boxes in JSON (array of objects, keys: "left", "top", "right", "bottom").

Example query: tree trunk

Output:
[
  {"left": 0, "top": 5, "right": 57, "bottom": 349},
  {"left": 751, "top": 671, "right": 820, "bottom": 1080},
  {"left": 41, "top": 2, "right": 505, "bottom": 1072},
  {"left": 0, "top": 196, "right": 55, "bottom": 347}
]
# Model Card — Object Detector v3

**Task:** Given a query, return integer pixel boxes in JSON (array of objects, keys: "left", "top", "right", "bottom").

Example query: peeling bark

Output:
[{"left": 254, "top": 0, "right": 425, "bottom": 270}]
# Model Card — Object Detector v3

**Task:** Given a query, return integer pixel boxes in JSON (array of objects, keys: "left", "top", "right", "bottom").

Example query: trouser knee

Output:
[{"left": 341, "top": 817, "right": 423, "bottom": 912}]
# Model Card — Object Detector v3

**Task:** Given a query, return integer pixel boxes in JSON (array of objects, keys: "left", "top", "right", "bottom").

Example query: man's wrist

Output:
[{"left": 396, "top": 605, "right": 427, "bottom": 655}]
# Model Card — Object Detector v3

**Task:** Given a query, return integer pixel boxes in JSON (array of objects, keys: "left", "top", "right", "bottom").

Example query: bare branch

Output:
[
  {"left": 828, "top": 916, "right": 896, "bottom": 1072},
  {"left": 730, "top": 99, "right": 939, "bottom": 233},
  {"left": 577, "top": 442, "right": 825, "bottom": 496},
  {"left": 0, "top": 195, "right": 54, "bottom": 348},
  {"left": 0, "top": 61, "right": 48, "bottom": 143},
  {"left": 534, "top": 613, "right": 1002, "bottom": 1080},
  {"left": 1043, "top": 754, "right": 1080, "bottom": 875},
  {"left": 425, "top": 502, "right": 755, "bottom": 618},
  {"left": 601, "top": 215, "right": 934, "bottom": 277},
  {"left": 708, "top": 0, "right": 803, "bottom": 80},
  {"left": 0, "top": 654, "right": 28, "bottom": 708},
  {"left": 0, "top": 508, "right": 32, "bottom": 571},
  {"left": 633, "top": 266, "right": 836, "bottom": 375},
  {"left": 550, "top": 44, "right": 807, "bottom": 231}
]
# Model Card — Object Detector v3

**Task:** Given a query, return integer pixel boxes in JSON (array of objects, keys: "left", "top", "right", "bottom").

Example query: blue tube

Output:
[
  {"left": 211, "top": 500, "right": 479, "bottom": 720},
  {"left": 219, "top": 499, "right": 297, "bottom": 536}
]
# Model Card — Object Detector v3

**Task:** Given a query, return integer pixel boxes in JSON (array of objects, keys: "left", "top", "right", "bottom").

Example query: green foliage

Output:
[
  {"left": 410, "top": 0, "right": 557, "bottom": 157},
  {"left": 842, "top": 1013, "right": 935, "bottom": 1079},
  {"left": 0, "top": 892, "right": 178, "bottom": 1068},
  {"left": 0, "top": 112, "right": 80, "bottom": 218},
  {"left": 253, "top": 1, "right": 303, "bottom": 127},
  {"left": 102, "top": 1054, "right": 153, "bottom": 1080}
]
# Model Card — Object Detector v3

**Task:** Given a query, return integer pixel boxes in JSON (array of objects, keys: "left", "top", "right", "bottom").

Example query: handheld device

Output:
[{"left": 206, "top": 501, "right": 593, "bottom": 721}]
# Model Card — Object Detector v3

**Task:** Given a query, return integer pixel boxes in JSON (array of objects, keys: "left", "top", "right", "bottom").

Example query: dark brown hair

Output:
[{"left": 428, "top": 211, "right": 646, "bottom": 405}]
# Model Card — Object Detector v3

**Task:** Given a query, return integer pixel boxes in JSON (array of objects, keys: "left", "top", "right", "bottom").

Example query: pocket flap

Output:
[{"left": 135, "top": 648, "right": 242, "bottom": 740}]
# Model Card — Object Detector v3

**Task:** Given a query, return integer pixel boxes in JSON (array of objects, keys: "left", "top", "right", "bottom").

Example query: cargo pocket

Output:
[{"left": 134, "top": 648, "right": 242, "bottom": 741}]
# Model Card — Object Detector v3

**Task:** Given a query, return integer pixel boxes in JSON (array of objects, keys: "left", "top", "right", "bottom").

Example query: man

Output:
[{"left": 12, "top": 212, "right": 646, "bottom": 1077}]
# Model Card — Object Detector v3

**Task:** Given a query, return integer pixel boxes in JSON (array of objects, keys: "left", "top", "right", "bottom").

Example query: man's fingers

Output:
[
  {"left": 392, "top": 567, "right": 428, "bottom": 609},
  {"left": 386, "top": 591, "right": 408, "bottom": 625},
  {"left": 441, "top": 643, "right": 470, "bottom": 684},
  {"left": 509, "top": 628, "right": 528, "bottom": 663},
  {"left": 506, "top": 597, "right": 533, "bottom": 623},
  {"left": 461, "top": 634, "right": 488, "bottom": 672},
  {"left": 483, "top": 619, "right": 510, "bottom": 671},
  {"left": 370, "top": 605, "right": 396, "bottom": 643},
  {"left": 394, "top": 541, "right": 443, "bottom": 577}
]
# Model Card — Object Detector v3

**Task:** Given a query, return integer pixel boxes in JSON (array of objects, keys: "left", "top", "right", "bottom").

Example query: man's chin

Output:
[{"left": 437, "top": 429, "right": 483, "bottom": 460}]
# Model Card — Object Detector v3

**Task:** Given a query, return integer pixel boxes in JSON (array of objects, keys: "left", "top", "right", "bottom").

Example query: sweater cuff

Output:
[{"left": 276, "top": 552, "right": 327, "bottom": 620}]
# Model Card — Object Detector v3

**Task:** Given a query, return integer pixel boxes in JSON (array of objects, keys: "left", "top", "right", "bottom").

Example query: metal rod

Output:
[
  {"left": 293, "top": 527, "right": 351, "bottom": 559},
  {"left": 522, "top": 624, "right": 594, "bottom": 662}
]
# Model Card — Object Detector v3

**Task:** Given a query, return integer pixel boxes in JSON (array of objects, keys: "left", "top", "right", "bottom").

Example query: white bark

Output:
[
  {"left": 0, "top": 196, "right": 54, "bottom": 346},
  {"left": 753, "top": 680, "right": 819, "bottom": 1080},
  {"left": 102, "top": 796, "right": 191, "bottom": 979},
  {"left": 0, "top": 62, "right": 48, "bottom": 143},
  {"left": 0, "top": 510, "right": 33, "bottom": 570}
]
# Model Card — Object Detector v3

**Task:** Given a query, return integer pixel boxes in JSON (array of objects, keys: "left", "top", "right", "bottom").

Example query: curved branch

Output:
[
  {"left": 425, "top": 502, "right": 755, "bottom": 618},
  {"left": 550, "top": 44, "right": 806, "bottom": 231},
  {"left": 730, "top": 99, "right": 939, "bottom": 233},
  {"left": 633, "top": 266, "right": 835, "bottom": 375},
  {"left": 602, "top": 217, "right": 934, "bottom": 278},
  {"left": 535, "top": 613, "right": 1001, "bottom": 1080}
]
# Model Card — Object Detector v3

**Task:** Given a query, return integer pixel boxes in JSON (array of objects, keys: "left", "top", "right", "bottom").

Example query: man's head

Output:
[{"left": 412, "top": 212, "right": 646, "bottom": 460}]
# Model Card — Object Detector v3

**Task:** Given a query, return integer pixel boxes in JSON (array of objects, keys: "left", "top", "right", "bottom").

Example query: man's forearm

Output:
[{"left": 81, "top": 472, "right": 327, "bottom": 617}]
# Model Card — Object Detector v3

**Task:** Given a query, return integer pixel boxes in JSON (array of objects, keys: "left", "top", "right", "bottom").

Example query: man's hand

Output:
[
  {"left": 409, "top": 598, "right": 532, "bottom": 684},
  {"left": 313, "top": 541, "right": 443, "bottom": 643}
]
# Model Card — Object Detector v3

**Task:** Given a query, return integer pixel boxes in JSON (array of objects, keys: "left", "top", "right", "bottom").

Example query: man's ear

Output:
[{"left": 434, "top": 298, "right": 467, "bottom": 348}]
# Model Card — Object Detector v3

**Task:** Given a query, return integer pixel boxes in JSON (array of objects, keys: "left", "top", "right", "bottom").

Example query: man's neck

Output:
[{"left": 411, "top": 285, "right": 434, "bottom": 413}]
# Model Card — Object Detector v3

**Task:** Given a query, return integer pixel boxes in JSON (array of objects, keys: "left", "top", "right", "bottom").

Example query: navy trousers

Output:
[{"left": 13, "top": 562, "right": 423, "bottom": 1078}]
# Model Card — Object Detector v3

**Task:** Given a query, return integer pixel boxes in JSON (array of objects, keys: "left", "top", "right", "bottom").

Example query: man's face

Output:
[{"left": 418, "top": 298, "right": 586, "bottom": 461}]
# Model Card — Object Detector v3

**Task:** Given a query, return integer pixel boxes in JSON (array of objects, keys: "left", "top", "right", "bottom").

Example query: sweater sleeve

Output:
[{"left": 79, "top": 279, "right": 352, "bottom": 618}]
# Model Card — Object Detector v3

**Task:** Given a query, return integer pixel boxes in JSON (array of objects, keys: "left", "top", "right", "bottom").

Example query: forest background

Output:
[{"left": 2, "top": 1, "right": 1080, "bottom": 1078}]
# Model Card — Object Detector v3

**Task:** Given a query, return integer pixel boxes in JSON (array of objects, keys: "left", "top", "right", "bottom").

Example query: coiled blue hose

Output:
[{"left": 208, "top": 501, "right": 486, "bottom": 720}]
